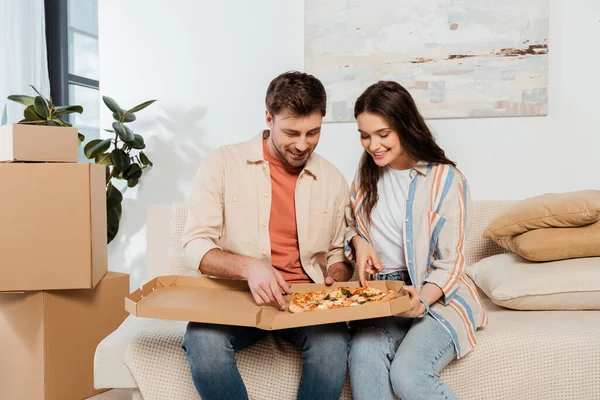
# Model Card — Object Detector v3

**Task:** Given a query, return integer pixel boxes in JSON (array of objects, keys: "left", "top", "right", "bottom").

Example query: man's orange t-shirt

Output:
[{"left": 262, "top": 140, "right": 312, "bottom": 284}]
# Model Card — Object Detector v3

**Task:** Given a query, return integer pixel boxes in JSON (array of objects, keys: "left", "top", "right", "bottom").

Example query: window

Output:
[{"left": 45, "top": 0, "right": 99, "bottom": 160}]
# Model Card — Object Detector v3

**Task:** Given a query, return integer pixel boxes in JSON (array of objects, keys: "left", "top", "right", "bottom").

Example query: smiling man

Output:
[{"left": 180, "top": 71, "right": 353, "bottom": 400}]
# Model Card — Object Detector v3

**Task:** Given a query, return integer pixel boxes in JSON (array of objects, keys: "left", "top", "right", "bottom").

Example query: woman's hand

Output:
[
  {"left": 352, "top": 235, "right": 384, "bottom": 287},
  {"left": 396, "top": 285, "right": 426, "bottom": 318}
]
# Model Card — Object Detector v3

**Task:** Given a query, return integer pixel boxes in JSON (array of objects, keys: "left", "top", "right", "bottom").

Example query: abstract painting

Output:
[{"left": 305, "top": 0, "right": 549, "bottom": 121}]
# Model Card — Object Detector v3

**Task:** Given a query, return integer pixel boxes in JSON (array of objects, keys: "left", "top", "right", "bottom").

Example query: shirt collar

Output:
[{"left": 246, "top": 130, "right": 319, "bottom": 178}]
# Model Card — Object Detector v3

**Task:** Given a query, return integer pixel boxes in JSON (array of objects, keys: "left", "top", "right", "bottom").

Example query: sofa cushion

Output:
[
  {"left": 483, "top": 190, "right": 600, "bottom": 238},
  {"left": 467, "top": 253, "right": 600, "bottom": 310},
  {"left": 494, "top": 219, "right": 600, "bottom": 261}
]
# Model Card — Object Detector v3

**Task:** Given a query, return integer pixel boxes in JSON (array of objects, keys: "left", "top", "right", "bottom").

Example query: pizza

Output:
[{"left": 288, "top": 286, "right": 397, "bottom": 313}]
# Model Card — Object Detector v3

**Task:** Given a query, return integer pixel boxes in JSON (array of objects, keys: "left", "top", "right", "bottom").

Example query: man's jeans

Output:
[
  {"left": 182, "top": 321, "right": 350, "bottom": 400},
  {"left": 349, "top": 315, "right": 458, "bottom": 400}
]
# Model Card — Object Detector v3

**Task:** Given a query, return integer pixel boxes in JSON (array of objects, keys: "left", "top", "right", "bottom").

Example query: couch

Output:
[{"left": 94, "top": 202, "right": 600, "bottom": 399}]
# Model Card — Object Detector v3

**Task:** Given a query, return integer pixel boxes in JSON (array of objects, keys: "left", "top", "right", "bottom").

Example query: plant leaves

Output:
[
  {"left": 110, "top": 148, "right": 130, "bottom": 172},
  {"left": 23, "top": 105, "right": 42, "bottom": 121},
  {"left": 84, "top": 138, "right": 112, "bottom": 159},
  {"left": 95, "top": 152, "right": 112, "bottom": 166},
  {"left": 103, "top": 96, "right": 123, "bottom": 115},
  {"left": 7, "top": 95, "right": 36, "bottom": 107},
  {"left": 113, "top": 112, "right": 136, "bottom": 122},
  {"left": 127, "top": 178, "right": 139, "bottom": 188},
  {"left": 33, "top": 96, "right": 49, "bottom": 119},
  {"left": 45, "top": 120, "right": 60, "bottom": 126},
  {"left": 78, "top": 132, "right": 85, "bottom": 146},
  {"left": 112, "top": 122, "right": 134, "bottom": 142},
  {"left": 127, "top": 134, "right": 145, "bottom": 149},
  {"left": 140, "top": 151, "right": 153, "bottom": 167},
  {"left": 123, "top": 163, "right": 142, "bottom": 180},
  {"left": 48, "top": 118, "right": 69, "bottom": 127},
  {"left": 30, "top": 85, "right": 49, "bottom": 109},
  {"left": 107, "top": 202, "right": 122, "bottom": 244},
  {"left": 54, "top": 105, "right": 83, "bottom": 115},
  {"left": 126, "top": 99, "right": 156, "bottom": 114},
  {"left": 106, "top": 182, "right": 123, "bottom": 209}
]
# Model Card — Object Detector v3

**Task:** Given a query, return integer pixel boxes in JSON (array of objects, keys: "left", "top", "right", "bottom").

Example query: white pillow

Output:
[{"left": 467, "top": 253, "right": 600, "bottom": 310}]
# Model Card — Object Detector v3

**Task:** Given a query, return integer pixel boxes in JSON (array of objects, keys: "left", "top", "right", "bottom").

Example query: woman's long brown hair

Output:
[{"left": 354, "top": 81, "right": 456, "bottom": 223}]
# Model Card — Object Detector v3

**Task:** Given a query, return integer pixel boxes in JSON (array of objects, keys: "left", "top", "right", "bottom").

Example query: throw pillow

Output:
[
  {"left": 483, "top": 190, "right": 600, "bottom": 238},
  {"left": 467, "top": 253, "right": 600, "bottom": 310},
  {"left": 494, "top": 219, "right": 600, "bottom": 261}
]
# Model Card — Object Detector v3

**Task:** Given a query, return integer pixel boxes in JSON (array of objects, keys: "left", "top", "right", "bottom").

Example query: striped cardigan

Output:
[{"left": 344, "top": 161, "right": 487, "bottom": 358}]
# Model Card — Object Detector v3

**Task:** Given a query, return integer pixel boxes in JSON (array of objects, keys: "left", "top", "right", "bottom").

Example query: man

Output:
[{"left": 180, "top": 71, "right": 353, "bottom": 400}]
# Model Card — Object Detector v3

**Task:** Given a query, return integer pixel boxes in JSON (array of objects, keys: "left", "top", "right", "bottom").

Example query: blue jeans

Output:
[
  {"left": 182, "top": 322, "right": 350, "bottom": 400},
  {"left": 349, "top": 315, "right": 458, "bottom": 400}
]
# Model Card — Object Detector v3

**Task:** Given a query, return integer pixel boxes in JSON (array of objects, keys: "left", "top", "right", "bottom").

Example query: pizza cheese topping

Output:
[{"left": 288, "top": 286, "right": 398, "bottom": 313}]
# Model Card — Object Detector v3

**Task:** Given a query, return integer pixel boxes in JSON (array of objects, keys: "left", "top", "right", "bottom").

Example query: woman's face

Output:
[{"left": 357, "top": 112, "right": 411, "bottom": 170}]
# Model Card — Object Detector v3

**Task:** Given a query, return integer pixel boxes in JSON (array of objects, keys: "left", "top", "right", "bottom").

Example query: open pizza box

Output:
[{"left": 125, "top": 275, "right": 411, "bottom": 330}]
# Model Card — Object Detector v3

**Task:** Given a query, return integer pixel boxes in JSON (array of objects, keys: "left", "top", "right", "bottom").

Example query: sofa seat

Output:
[{"left": 94, "top": 296, "right": 600, "bottom": 400}]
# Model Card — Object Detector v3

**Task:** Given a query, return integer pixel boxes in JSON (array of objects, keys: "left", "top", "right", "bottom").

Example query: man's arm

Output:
[
  {"left": 325, "top": 175, "right": 354, "bottom": 285},
  {"left": 180, "top": 149, "right": 291, "bottom": 309}
]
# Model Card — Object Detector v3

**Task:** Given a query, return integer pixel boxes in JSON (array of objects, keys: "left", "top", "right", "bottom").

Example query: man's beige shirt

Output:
[{"left": 181, "top": 131, "right": 350, "bottom": 283}]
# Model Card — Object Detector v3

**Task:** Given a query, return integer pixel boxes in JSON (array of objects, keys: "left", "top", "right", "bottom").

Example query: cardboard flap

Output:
[{"left": 156, "top": 276, "right": 178, "bottom": 288}]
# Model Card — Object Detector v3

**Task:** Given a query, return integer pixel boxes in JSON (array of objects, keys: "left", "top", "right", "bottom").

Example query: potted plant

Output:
[
  {"left": 83, "top": 96, "right": 156, "bottom": 243},
  {"left": 1, "top": 85, "right": 85, "bottom": 162}
]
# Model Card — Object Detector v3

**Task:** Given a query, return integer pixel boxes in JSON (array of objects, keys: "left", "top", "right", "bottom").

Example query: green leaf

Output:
[
  {"left": 123, "top": 163, "right": 142, "bottom": 180},
  {"left": 24, "top": 105, "right": 42, "bottom": 121},
  {"left": 126, "top": 99, "right": 156, "bottom": 114},
  {"left": 114, "top": 112, "right": 136, "bottom": 122},
  {"left": 30, "top": 86, "right": 49, "bottom": 109},
  {"left": 112, "top": 122, "right": 134, "bottom": 142},
  {"left": 33, "top": 96, "right": 49, "bottom": 119},
  {"left": 140, "top": 151, "right": 153, "bottom": 167},
  {"left": 47, "top": 118, "right": 69, "bottom": 127},
  {"left": 77, "top": 132, "right": 85, "bottom": 146},
  {"left": 107, "top": 202, "right": 122, "bottom": 244},
  {"left": 84, "top": 138, "right": 112, "bottom": 159},
  {"left": 54, "top": 105, "right": 83, "bottom": 115},
  {"left": 127, "top": 134, "right": 145, "bottom": 149},
  {"left": 110, "top": 148, "right": 130, "bottom": 172},
  {"left": 127, "top": 178, "right": 139, "bottom": 188},
  {"left": 106, "top": 182, "right": 123, "bottom": 209},
  {"left": 7, "top": 95, "right": 35, "bottom": 107},
  {"left": 102, "top": 96, "right": 123, "bottom": 115},
  {"left": 1, "top": 104, "right": 7, "bottom": 125},
  {"left": 95, "top": 152, "right": 112, "bottom": 166},
  {"left": 45, "top": 120, "right": 60, "bottom": 126}
]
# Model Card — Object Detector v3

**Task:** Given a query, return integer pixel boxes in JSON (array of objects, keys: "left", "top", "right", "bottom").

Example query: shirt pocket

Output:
[
  {"left": 308, "top": 208, "right": 335, "bottom": 253},
  {"left": 223, "top": 192, "right": 257, "bottom": 246}
]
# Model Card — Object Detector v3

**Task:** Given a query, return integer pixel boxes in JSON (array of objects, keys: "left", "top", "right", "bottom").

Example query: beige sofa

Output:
[{"left": 94, "top": 202, "right": 600, "bottom": 399}]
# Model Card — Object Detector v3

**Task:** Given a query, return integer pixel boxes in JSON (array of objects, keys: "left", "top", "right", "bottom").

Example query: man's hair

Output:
[{"left": 265, "top": 71, "right": 327, "bottom": 117}]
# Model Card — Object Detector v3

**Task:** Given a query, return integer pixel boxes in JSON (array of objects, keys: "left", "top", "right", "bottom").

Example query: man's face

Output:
[{"left": 265, "top": 108, "right": 322, "bottom": 168}]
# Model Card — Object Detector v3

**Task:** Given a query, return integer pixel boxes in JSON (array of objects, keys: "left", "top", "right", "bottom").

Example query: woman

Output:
[{"left": 344, "top": 81, "right": 487, "bottom": 400}]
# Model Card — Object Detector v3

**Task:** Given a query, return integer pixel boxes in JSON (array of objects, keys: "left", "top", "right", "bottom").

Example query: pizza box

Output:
[{"left": 125, "top": 275, "right": 411, "bottom": 330}]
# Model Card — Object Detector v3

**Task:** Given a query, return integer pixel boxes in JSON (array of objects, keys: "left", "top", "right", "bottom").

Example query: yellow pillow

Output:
[
  {"left": 483, "top": 190, "right": 600, "bottom": 238},
  {"left": 495, "top": 220, "right": 600, "bottom": 261}
]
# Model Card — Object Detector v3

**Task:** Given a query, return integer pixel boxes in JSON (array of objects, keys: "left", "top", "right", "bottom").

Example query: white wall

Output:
[{"left": 99, "top": 0, "right": 600, "bottom": 289}]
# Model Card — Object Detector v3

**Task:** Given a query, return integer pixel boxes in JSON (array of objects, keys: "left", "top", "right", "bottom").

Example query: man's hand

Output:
[
  {"left": 325, "top": 262, "right": 353, "bottom": 286},
  {"left": 245, "top": 261, "right": 292, "bottom": 310},
  {"left": 352, "top": 236, "right": 384, "bottom": 287},
  {"left": 395, "top": 285, "right": 426, "bottom": 318}
]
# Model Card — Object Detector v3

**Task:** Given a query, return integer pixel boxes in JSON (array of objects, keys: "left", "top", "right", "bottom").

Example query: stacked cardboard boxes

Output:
[{"left": 0, "top": 124, "right": 130, "bottom": 400}]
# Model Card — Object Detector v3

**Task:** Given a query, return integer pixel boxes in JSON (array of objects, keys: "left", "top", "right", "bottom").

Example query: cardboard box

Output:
[
  {"left": 0, "top": 163, "right": 107, "bottom": 291},
  {"left": 0, "top": 124, "right": 78, "bottom": 162},
  {"left": 126, "top": 276, "right": 410, "bottom": 330},
  {"left": 0, "top": 272, "right": 130, "bottom": 400}
]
